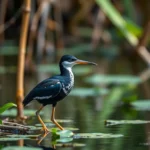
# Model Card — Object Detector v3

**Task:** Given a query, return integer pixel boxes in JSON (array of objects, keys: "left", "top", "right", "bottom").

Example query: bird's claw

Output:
[{"left": 41, "top": 127, "right": 50, "bottom": 134}]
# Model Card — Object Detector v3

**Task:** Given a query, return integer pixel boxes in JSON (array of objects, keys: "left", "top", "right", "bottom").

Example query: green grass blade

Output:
[
  {"left": 96, "top": 0, "right": 138, "bottom": 46},
  {"left": 0, "top": 103, "right": 17, "bottom": 114}
]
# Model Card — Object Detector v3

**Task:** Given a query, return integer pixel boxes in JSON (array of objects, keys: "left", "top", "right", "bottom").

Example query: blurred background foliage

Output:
[
  {"left": 0, "top": 0, "right": 150, "bottom": 120},
  {"left": 1, "top": 0, "right": 150, "bottom": 148}
]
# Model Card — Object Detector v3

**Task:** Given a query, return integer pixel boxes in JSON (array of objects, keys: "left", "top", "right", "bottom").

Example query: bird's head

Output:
[{"left": 59, "top": 55, "right": 97, "bottom": 69}]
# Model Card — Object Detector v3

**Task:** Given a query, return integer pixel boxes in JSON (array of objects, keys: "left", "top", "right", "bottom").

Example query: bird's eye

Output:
[{"left": 69, "top": 58, "right": 76, "bottom": 62}]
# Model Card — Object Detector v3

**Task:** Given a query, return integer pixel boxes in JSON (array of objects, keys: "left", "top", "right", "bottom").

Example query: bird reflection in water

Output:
[{"left": 37, "top": 132, "right": 50, "bottom": 145}]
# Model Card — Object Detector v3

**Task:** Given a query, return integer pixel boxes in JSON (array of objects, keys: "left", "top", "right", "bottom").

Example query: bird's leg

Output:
[
  {"left": 51, "top": 106, "right": 64, "bottom": 130},
  {"left": 36, "top": 105, "right": 49, "bottom": 134}
]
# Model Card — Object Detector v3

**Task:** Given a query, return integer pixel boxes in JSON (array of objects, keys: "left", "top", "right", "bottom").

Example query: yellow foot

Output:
[
  {"left": 42, "top": 127, "right": 49, "bottom": 134},
  {"left": 37, "top": 132, "right": 50, "bottom": 145}
]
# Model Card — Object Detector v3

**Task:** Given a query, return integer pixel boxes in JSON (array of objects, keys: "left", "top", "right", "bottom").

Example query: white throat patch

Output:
[
  {"left": 61, "top": 61, "right": 74, "bottom": 94},
  {"left": 62, "top": 61, "right": 75, "bottom": 69}
]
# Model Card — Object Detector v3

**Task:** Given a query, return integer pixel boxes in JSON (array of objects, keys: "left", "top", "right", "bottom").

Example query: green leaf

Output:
[
  {"left": 52, "top": 127, "right": 79, "bottom": 131},
  {"left": 74, "top": 133, "right": 123, "bottom": 139},
  {"left": 105, "top": 120, "right": 150, "bottom": 126},
  {"left": 35, "top": 122, "right": 54, "bottom": 127},
  {"left": 7, "top": 134, "right": 39, "bottom": 138},
  {"left": 131, "top": 100, "right": 150, "bottom": 111},
  {"left": 56, "top": 143, "right": 86, "bottom": 147},
  {"left": 0, "top": 138, "right": 29, "bottom": 141},
  {"left": 57, "top": 137, "right": 73, "bottom": 143},
  {"left": 0, "top": 103, "right": 17, "bottom": 114},
  {"left": 57, "top": 130, "right": 74, "bottom": 138},
  {"left": 2, "top": 146, "right": 42, "bottom": 150},
  {"left": 96, "top": 0, "right": 139, "bottom": 46},
  {"left": 124, "top": 19, "right": 142, "bottom": 37}
]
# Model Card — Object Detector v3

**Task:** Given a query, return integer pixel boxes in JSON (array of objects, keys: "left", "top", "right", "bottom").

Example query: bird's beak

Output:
[{"left": 75, "top": 59, "right": 97, "bottom": 65}]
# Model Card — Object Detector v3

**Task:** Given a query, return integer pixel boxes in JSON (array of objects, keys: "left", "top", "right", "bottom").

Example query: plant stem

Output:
[{"left": 16, "top": 0, "right": 31, "bottom": 119}]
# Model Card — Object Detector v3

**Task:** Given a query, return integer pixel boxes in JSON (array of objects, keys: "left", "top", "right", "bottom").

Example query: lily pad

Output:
[
  {"left": 43, "top": 119, "right": 73, "bottom": 123},
  {"left": 57, "top": 130, "right": 74, "bottom": 138},
  {"left": 74, "top": 133, "right": 123, "bottom": 139},
  {"left": 70, "top": 88, "right": 109, "bottom": 97},
  {"left": 131, "top": 100, "right": 150, "bottom": 111},
  {"left": 2, "top": 146, "right": 42, "bottom": 150},
  {"left": 85, "top": 74, "right": 141, "bottom": 85},
  {"left": 35, "top": 122, "right": 54, "bottom": 127},
  {"left": 105, "top": 120, "right": 150, "bottom": 126},
  {"left": 0, "top": 137, "right": 29, "bottom": 141},
  {"left": 52, "top": 127, "right": 79, "bottom": 131},
  {"left": 57, "top": 137, "right": 73, "bottom": 143},
  {"left": 56, "top": 143, "right": 86, "bottom": 147},
  {"left": 7, "top": 134, "right": 39, "bottom": 138}
]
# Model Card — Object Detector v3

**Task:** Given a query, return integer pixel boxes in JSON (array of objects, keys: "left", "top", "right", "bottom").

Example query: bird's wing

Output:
[{"left": 23, "top": 79, "right": 62, "bottom": 106}]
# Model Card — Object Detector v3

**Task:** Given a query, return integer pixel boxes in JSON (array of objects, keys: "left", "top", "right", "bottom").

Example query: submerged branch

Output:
[{"left": 0, "top": 121, "right": 31, "bottom": 134}]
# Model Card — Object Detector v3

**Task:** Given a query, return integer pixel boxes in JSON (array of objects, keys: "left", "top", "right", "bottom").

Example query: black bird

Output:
[{"left": 23, "top": 55, "right": 97, "bottom": 133}]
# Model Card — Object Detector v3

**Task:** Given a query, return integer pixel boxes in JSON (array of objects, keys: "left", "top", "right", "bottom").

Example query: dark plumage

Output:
[{"left": 23, "top": 55, "right": 97, "bottom": 133}]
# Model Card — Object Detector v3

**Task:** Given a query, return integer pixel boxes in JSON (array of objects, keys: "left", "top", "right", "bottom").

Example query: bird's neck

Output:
[{"left": 60, "top": 65, "right": 74, "bottom": 81}]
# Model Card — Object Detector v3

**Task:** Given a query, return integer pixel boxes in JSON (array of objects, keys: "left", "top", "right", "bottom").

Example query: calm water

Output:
[{"left": 0, "top": 67, "right": 150, "bottom": 150}]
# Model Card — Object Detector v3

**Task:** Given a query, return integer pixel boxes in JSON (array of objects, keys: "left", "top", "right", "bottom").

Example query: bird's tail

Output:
[{"left": 23, "top": 100, "right": 27, "bottom": 107}]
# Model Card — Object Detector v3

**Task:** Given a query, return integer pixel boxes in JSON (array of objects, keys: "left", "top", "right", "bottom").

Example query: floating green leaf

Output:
[
  {"left": 52, "top": 127, "right": 79, "bottom": 131},
  {"left": 57, "top": 130, "right": 74, "bottom": 138},
  {"left": 57, "top": 137, "right": 73, "bottom": 143},
  {"left": 51, "top": 129, "right": 73, "bottom": 144},
  {"left": 56, "top": 143, "right": 86, "bottom": 147},
  {"left": 7, "top": 134, "right": 39, "bottom": 138},
  {"left": 0, "top": 103, "right": 16, "bottom": 114},
  {"left": 35, "top": 122, "right": 54, "bottom": 127},
  {"left": 70, "top": 88, "right": 109, "bottom": 97},
  {"left": 43, "top": 119, "right": 73, "bottom": 123},
  {"left": 131, "top": 100, "right": 150, "bottom": 111},
  {"left": 0, "top": 137, "right": 29, "bottom": 141},
  {"left": 74, "top": 133, "right": 123, "bottom": 139},
  {"left": 85, "top": 74, "right": 141, "bottom": 85},
  {"left": 105, "top": 120, "right": 150, "bottom": 126},
  {"left": 2, "top": 146, "right": 42, "bottom": 150}
]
